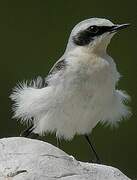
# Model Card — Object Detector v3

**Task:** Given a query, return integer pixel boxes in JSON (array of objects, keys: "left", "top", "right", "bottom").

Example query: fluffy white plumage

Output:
[{"left": 10, "top": 18, "right": 131, "bottom": 140}]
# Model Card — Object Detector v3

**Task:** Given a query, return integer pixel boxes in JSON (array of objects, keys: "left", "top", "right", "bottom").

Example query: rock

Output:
[{"left": 0, "top": 137, "right": 131, "bottom": 180}]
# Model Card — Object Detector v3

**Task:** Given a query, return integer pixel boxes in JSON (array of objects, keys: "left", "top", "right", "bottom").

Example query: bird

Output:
[{"left": 10, "top": 17, "right": 131, "bottom": 163}]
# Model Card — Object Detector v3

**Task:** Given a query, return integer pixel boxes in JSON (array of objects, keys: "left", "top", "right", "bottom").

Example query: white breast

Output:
[{"left": 33, "top": 47, "right": 130, "bottom": 140}]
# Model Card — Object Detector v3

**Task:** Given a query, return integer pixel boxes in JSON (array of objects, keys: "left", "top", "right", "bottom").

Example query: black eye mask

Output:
[{"left": 72, "top": 26, "right": 115, "bottom": 46}]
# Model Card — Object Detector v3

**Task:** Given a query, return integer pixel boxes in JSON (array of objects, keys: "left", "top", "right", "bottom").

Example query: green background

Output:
[{"left": 0, "top": 0, "right": 136, "bottom": 179}]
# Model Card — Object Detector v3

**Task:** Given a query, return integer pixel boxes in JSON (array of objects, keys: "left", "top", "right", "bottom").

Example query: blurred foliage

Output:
[{"left": 0, "top": 0, "right": 136, "bottom": 179}]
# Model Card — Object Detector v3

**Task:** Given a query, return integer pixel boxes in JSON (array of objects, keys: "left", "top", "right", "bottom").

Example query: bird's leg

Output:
[
  {"left": 20, "top": 125, "right": 39, "bottom": 139},
  {"left": 85, "top": 135, "right": 101, "bottom": 164},
  {"left": 56, "top": 138, "right": 61, "bottom": 148},
  {"left": 20, "top": 125, "right": 34, "bottom": 137}
]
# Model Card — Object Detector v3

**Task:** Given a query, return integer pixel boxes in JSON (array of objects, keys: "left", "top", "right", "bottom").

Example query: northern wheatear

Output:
[{"left": 10, "top": 18, "right": 131, "bottom": 163}]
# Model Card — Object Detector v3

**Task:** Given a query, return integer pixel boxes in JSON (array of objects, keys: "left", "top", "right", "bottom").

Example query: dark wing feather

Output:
[
  {"left": 48, "top": 59, "right": 66, "bottom": 75},
  {"left": 33, "top": 59, "right": 66, "bottom": 88}
]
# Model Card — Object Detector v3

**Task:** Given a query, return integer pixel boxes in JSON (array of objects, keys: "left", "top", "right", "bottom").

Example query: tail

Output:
[{"left": 10, "top": 77, "right": 49, "bottom": 124}]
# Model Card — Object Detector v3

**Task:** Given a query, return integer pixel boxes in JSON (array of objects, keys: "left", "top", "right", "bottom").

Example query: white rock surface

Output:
[{"left": 0, "top": 137, "right": 130, "bottom": 180}]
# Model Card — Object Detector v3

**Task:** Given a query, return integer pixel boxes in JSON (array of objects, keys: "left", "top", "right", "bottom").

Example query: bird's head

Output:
[{"left": 66, "top": 18, "right": 130, "bottom": 54}]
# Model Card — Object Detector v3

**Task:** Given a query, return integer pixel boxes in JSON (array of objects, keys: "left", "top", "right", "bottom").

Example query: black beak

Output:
[{"left": 109, "top": 23, "right": 130, "bottom": 33}]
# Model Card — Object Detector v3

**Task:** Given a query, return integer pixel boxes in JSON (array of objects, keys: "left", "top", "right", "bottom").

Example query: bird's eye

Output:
[{"left": 87, "top": 26, "right": 99, "bottom": 33}]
